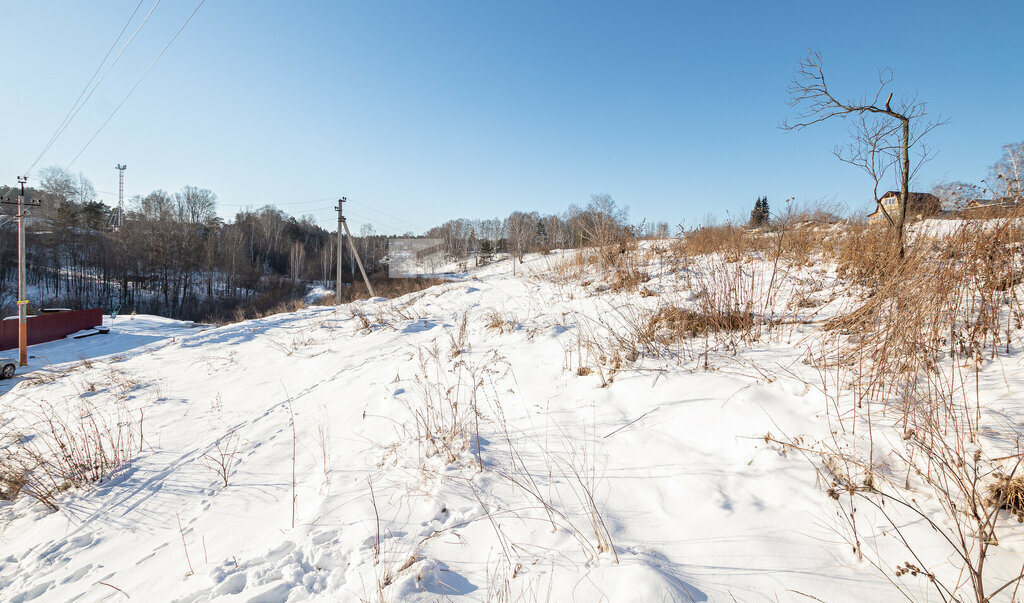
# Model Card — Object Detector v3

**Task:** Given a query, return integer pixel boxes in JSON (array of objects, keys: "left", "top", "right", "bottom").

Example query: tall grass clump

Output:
[
  {"left": 803, "top": 209, "right": 1024, "bottom": 602},
  {"left": 0, "top": 398, "right": 142, "bottom": 510}
]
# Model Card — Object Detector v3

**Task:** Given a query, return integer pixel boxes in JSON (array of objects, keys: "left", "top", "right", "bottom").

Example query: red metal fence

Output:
[{"left": 0, "top": 309, "right": 103, "bottom": 351}]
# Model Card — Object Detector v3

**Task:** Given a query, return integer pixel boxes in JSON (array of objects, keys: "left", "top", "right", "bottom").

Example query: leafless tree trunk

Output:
[
  {"left": 989, "top": 141, "right": 1024, "bottom": 204},
  {"left": 782, "top": 50, "right": 945, "bottom": 258}
]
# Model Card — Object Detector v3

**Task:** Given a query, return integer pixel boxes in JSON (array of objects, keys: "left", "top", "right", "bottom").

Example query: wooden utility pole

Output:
[
  {"left": 1, "top": 177, "right": 41, "bottom": 366},
  {"left": 334, "top": 197, "right": 374, "bottom": 302}
]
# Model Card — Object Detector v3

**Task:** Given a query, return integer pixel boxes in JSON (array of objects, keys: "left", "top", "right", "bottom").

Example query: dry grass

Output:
[
  {"left": 0, "top": 397, "right": 142, "bottom": 510},
  {"left": 987, "top": 474, "right": 1024, "bottom": 522},
  {"left": 795, "top": 207, "right": 1024, "bottom": 602},
  {"left": 677, "top": 222, "right": 751, "bottom": 262},
  {"left": 408, "top": 346, "right": 505, "bottom": 466},
  {"left": 318, "top": 277, "right": 447, "bottom": 305},
  {"left": 648, "top": 306, "right": 754, "bottom": 339},
  {"left": 484, "top": 308, "right": 519, "bottom": 335}
]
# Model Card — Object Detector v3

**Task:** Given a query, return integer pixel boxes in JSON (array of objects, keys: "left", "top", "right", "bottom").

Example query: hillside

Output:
[{"left": 1, "top": 228, "right": 1023, "bottom": 601}]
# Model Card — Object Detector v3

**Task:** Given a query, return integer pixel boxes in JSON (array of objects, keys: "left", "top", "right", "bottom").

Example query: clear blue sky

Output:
[{"left": 2, "top": 0, "right": 1020, "bottom": 234}]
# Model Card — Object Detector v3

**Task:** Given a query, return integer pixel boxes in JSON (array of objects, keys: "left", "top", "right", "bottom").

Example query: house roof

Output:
[
  {"left": 868, "top": 191, "right": 941, "bottom": 219},
  {"left": 880, "top": 191, "right": 940, "bottom": 203},
  {"left": 965, "top": 197, "right": 1016, "bottom": 208}
]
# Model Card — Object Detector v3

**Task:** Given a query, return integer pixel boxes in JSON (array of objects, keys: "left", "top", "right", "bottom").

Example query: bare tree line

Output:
[
  {"left": 0, "top": 166, "right": 337, "bottom": 321},
  {"left": 0, "top": 167, "right": 666, "bottom": 321},
  {"left": 426, "top": 194, "right": 668, "bottom": 268}
]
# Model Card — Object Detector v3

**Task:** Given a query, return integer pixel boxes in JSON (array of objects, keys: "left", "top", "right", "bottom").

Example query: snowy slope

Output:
[{"left": 0, "top": 250, "right": 1020, "bottom": 602}]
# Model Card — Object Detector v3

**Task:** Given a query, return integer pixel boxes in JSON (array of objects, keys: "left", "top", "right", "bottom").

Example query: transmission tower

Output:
[{"left": 116, "top": 164, "right": 127, "bottom": 228}]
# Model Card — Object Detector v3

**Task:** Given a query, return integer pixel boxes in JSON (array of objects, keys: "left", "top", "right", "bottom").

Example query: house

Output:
[
  {"left": 867, "top": 191, "right": 941, "bottom": 224},
  {"left": 960, "top": 197, "right": 1018, "bottom": 219}
]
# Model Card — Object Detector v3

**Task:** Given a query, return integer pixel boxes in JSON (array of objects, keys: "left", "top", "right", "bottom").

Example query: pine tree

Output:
[
  {"left": 479, "top": 239, "right": 494, "bottom": 264},
  {"left": 750, "top": 196, "right": 770, "bottom": 227}
]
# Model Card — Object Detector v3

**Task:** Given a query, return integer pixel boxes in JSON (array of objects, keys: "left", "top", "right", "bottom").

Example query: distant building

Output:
[
  {"left": 867, "top": 191, "right": 941, "bottom": 224},
  {"left": 959, "top": 197, "right": 1018, "bottom": 219}
]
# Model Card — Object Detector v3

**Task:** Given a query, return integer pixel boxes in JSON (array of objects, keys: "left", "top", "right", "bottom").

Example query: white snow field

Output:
[{"left": 1, "top": 247, "right": 1022, "bottom": 602}]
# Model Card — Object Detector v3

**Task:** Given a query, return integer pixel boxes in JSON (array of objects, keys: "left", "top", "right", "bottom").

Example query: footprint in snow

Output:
[
  {"left": 8, "top": 579, "right": 54, "bottom": 603},
  {"left": 60, "top": 564, "right": 93, "bottom": 585}
]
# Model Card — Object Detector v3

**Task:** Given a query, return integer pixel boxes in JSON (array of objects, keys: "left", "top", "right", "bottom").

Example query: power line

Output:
[
  {"left": 339, "top": 207, "right": 418, "bottom": 234},
  {"left": 347, "top": 198, "right": 423, "bottom": 231},
  {"left": 25, "top": 0, "right": 157, "bottom": 175},
  {"left": 293, "top": 204, "right": 408, "bottom": 229},
  {"left": 273, "top": 204, "right": 416, "bottom": 236},
  {"left": 220, "top": 194, "right": 425, "bottom": 232},
  {"left": 305, "top": 201, "right": 427, "bottom": 234},
  {"left": 23, "top": 177, "right": 123, "bottom": 201},
  {"left": 218, "top": 195, "right": 339, "bottom": 208},
  {"left": 218, "top": 197, "right": 423, "bottom": 232},
  {"left": 66, "top": 0, "right": 206, "bottom": 170}
]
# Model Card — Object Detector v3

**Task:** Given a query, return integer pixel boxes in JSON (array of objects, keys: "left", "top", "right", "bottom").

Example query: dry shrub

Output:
[
  {"left": 269, "top": 299, "right": 307, "bottom": 316},
  {"left": 775, "top": 223, "right": 824, "bottom": 266},
  {"left": 806, "top": 210, "right": 1024, "bottom": 602},
  {"left": 202, "top": 430, "right": 240, "bottom": 488},
  {"left": 210, "top": 279, "right": 309, "bottom": 323},
  {"left": 548, "top": 237, "right": 649, "bottom": 291},
  {"left": 349, "top": 307, "right": 372, "bottom": 331},
  {"left": 0, "top": 463, "right": 26, "bottom": 501},
  {"left": 831, "top": 221, "right": 899, "bottom": 283},
  {"left": 677, "top": 222, "right": 750, "bottom": 261},
  {"left": 1, "top": 398, "right": 142, "bottom": 510},
  {"left": 409, "top": 347, "right": 504, "bottom": 466},
  {"left": 648, "top": 306, "right": 754, "bottom": 340},
  {"left": 327, "top": 277, "right": 447, "bottom": 305},
  {"left": 609, "top": 267, "right": 648, "bottom": 292},
  {"left": 987, "top": 474, "right": 1024, "bottom": 522},
  {"left": 549, "top": 248, "right": 599, "bottom": 282},
  {"left": 484, "top": 308, "right": 518, "bottom": 334},
  {"left": 827, "top": 215, "right": 1024, "bottom": 390},
  {"left": 784, "top": 199, "right": 845, "bottom": 225}
]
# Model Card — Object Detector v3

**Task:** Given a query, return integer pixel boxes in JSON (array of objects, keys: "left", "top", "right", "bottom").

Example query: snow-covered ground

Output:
[{"left": 0, "top": 248, "right": 1021, "bottom": 601}]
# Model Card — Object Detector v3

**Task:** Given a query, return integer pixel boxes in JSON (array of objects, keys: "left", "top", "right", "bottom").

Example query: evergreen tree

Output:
[
  {"left": 479, "top": 239, "right": 494, "bottom": 263},
  {"left": 750, "top": 196, "right": 770, "bottom": 227}
]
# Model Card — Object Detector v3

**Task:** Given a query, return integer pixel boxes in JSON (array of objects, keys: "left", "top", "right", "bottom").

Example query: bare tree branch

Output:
[{"left": 781, "top": 50, "right": 946, "bottom": 257}]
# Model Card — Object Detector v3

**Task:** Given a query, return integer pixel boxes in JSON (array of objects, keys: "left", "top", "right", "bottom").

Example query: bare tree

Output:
[
  {"left": 503, "top": 211, "right": 536, "bottom": 271},
  {"left": 584, "top": 194, "right": 628, "bottom": 247},
  {"left": 319, "top": 240, "right": 336, "bottom": 285},
  {"left": 932, "top": 180, "right": 986, "bottom": 211},
  {"left": 176, "top": 185, "right": 217, "bottom": 224},
  {"left": 477, "top": 218, "right": 502, "bottom": 253},
  {"left": 37, "top": 166, "right": 77, "bottom": 204},
  {"left": 73, "top": 173, "right": 97, "bottom": 206},
  {"left": 783, "top": 50, "right": 945, "bottom": 257},
  {"left": 987, "top": 141, "right": 1024, "bottom": 203}
]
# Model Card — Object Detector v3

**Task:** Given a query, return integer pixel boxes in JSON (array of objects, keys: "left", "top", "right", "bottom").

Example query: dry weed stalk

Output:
[
  {"left": 0, "top": 397, "right": 142, "bottom": 510},
  {"left": 410, "top": 346, "right": 506, "bottom": 467},
  {"left": 800, "top": 210, "right": 1024, "bottom": 602},
  {"left": 202, "top": 430, "right": 240, "bottom": 488},
  {"left": 314, "top": 406, "right": 331, "bottom": 487},
  {"left": 176, "top": 511, "right": 195, "bottom": 577}
]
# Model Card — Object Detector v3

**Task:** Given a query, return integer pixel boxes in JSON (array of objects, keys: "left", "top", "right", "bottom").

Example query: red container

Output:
[{"left": 0, "top": 308, "right": 103, "bottom": 351}]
